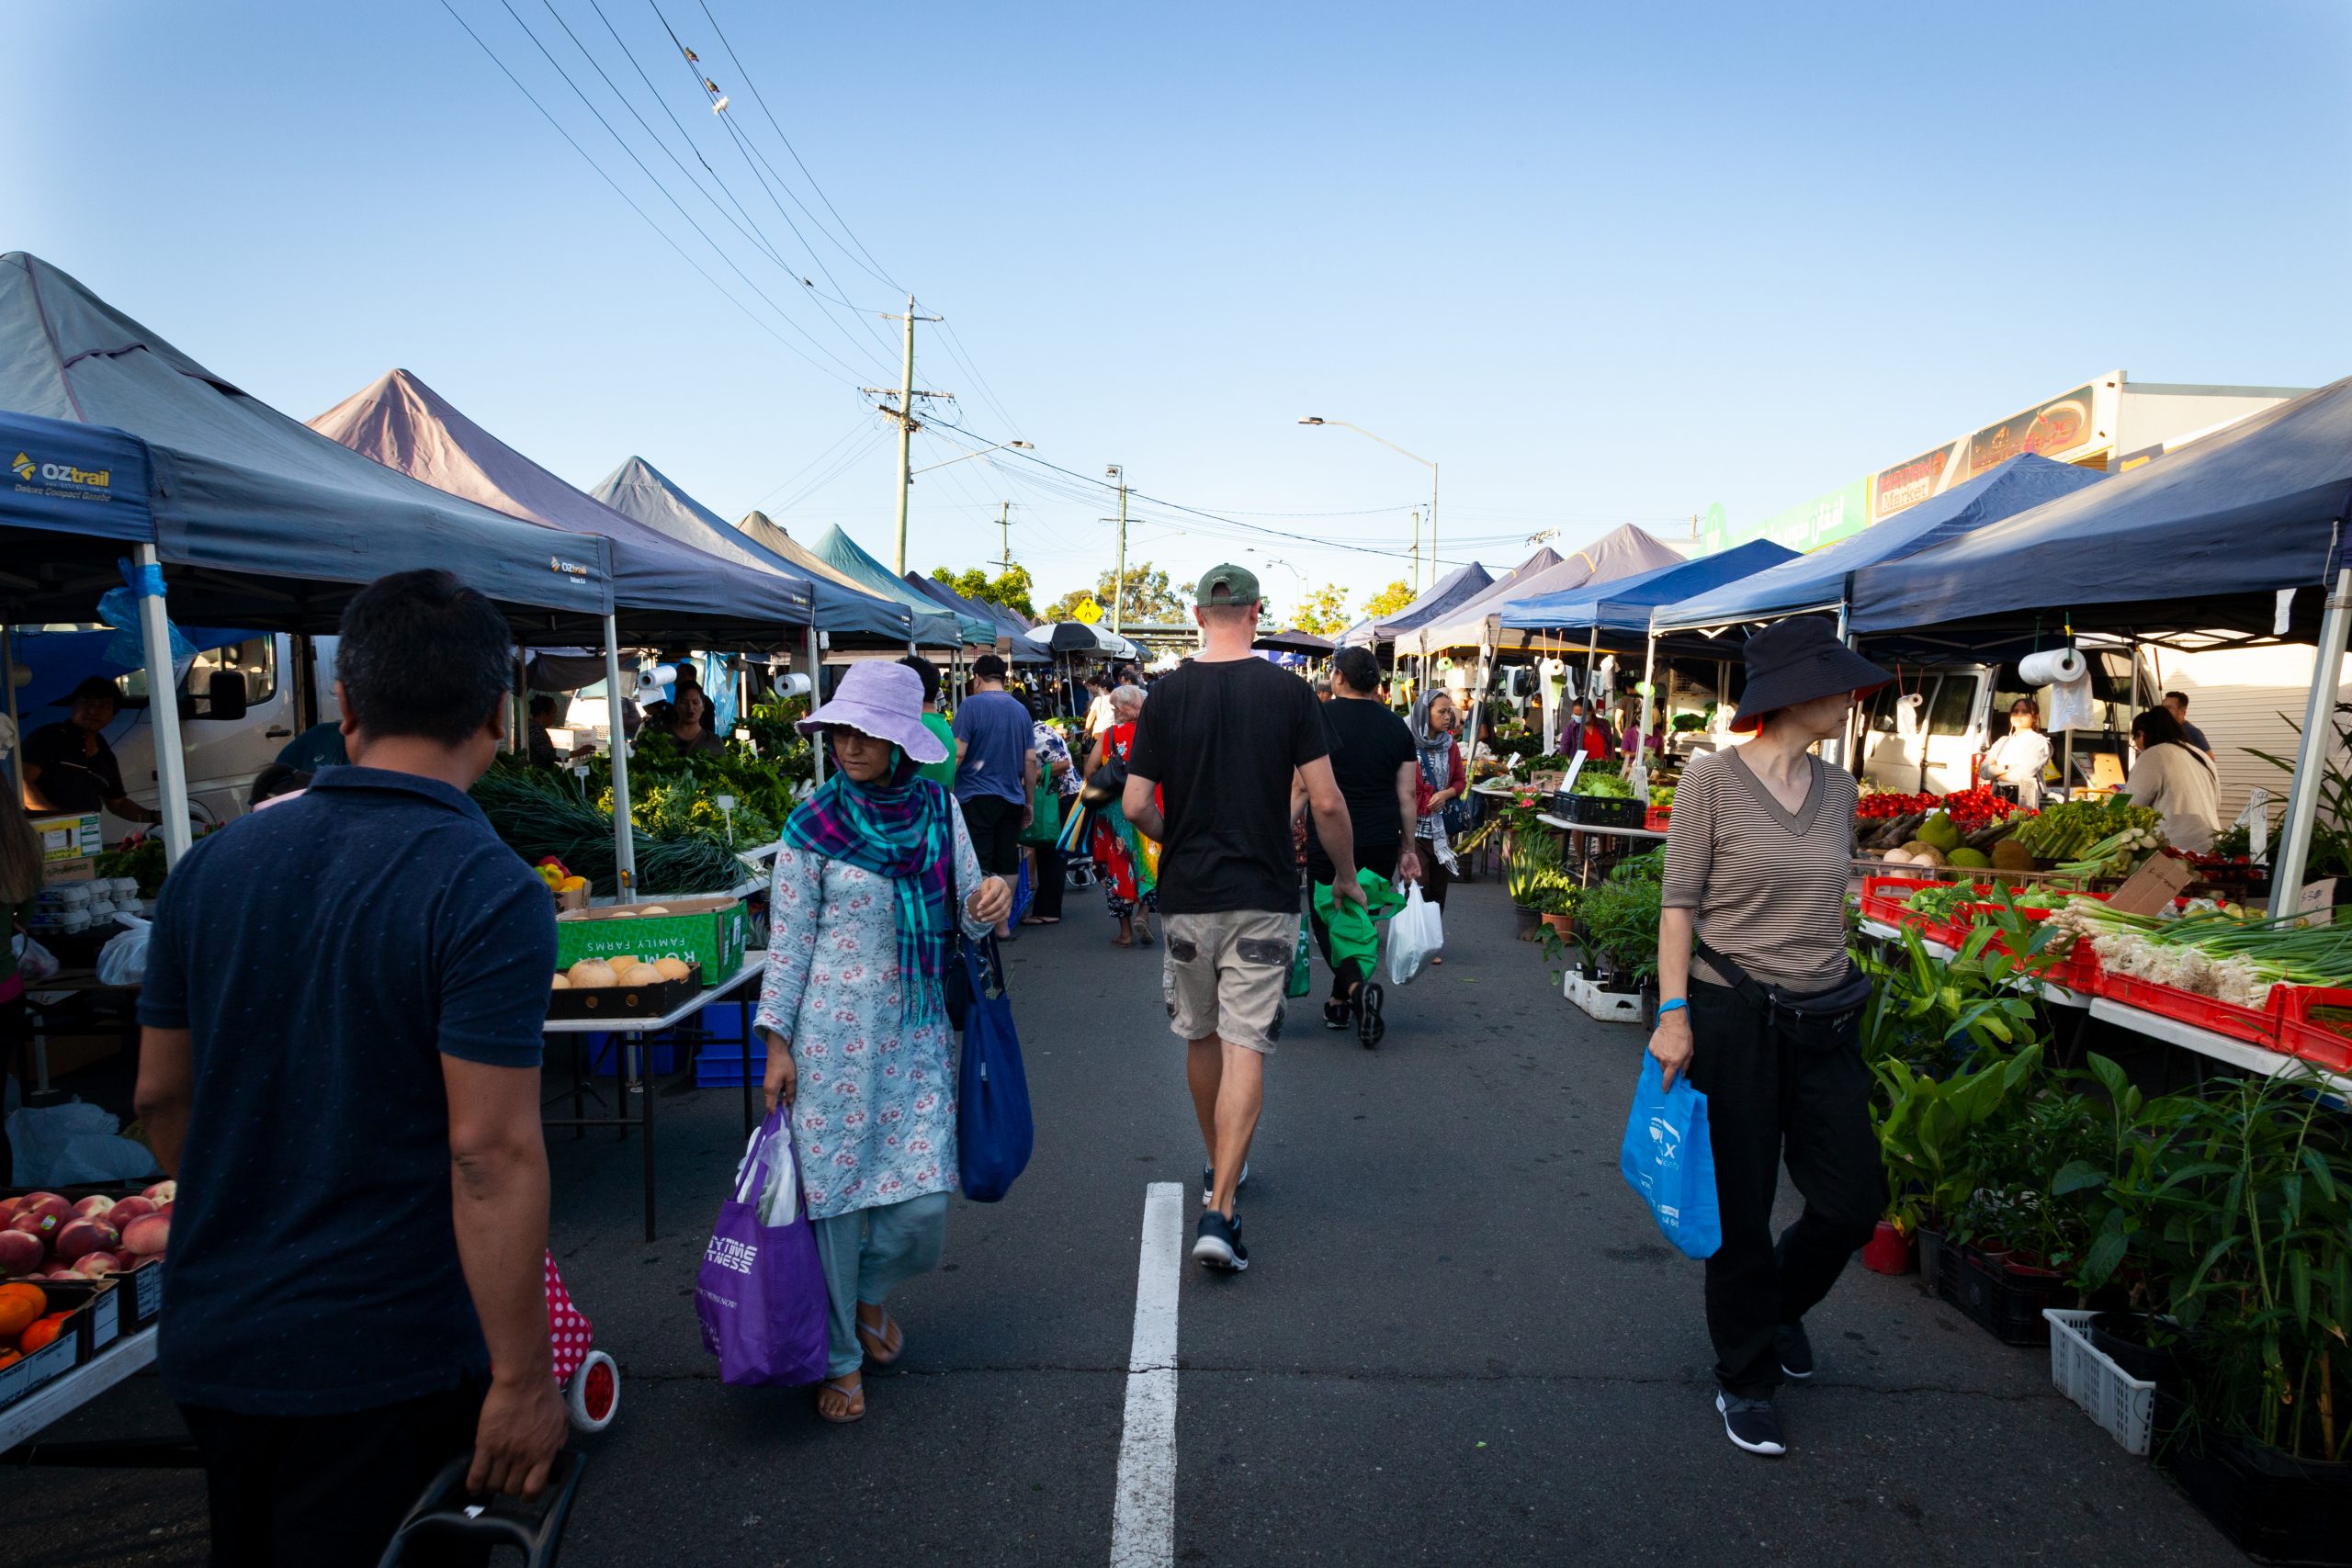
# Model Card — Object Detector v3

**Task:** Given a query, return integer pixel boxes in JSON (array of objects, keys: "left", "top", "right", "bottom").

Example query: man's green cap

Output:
[{"left": 1194, "top": 563, "right": 1261, "bottom": 607}]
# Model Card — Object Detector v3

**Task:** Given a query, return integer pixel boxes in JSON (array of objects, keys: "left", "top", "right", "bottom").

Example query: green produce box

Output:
[{"left": 556, "top": 896, "right": 746, "bottom": 984}]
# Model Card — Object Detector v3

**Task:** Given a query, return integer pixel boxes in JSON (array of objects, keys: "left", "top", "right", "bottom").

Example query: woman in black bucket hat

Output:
[{"left": 1647, "top": 615, "right": 1894, "bottom": 1458}]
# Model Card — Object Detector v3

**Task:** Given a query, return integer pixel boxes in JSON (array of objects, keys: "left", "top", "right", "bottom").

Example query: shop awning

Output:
[
  {"left": 0, "top": 252, "right": 612, "bottom": 629},
  {"left": 1654, "top": 455, "right": 2106, "bottom": 634},
  {"left": 590, "top": 458, "right": 920, "bottom": 644},
  {"left": 1849, "top": 378, "right": 2352, "bottom": 643},
  {"left": 311, "top": 369, "right": 812, "bottom": 645},
  {"left": 1505, "top": 538, "right": 1796, "bottom": 636},
  {"left": 1340, "top": 560, "right": 1495, "bottom": 649}
]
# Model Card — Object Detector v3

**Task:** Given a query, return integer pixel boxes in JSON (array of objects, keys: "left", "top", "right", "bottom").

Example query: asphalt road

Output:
[{"left": 1, "top": 878, "right": 2248, "bottom": 1566}]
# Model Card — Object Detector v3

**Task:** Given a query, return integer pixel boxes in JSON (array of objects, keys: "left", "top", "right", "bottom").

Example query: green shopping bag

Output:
[
  {"left": 1020, "top": 785, "right": 1063, "bottom": 846},
  {"left": 1310, "top": 871, "right": 1404, "bottom": 977},
  {"left": 1288, "top": 914, "right": 1313, "bottom": 998}
]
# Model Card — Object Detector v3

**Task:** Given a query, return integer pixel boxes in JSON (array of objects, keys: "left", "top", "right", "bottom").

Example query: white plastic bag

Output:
[
  {"left": 1387, "top": 884, "right": 1443, "bottom": 987},
  {"left": 96, "top": 915, "right": 151, "bottom": 987},
  {"left": 8, "top": 1100, "right": 120, "bottom": 1186},
  {"left": 12, "top": 932, "right": 60, "bottom": 986},
  {"left": 732, "top": 1112, "right": 799, "bottom": 1227}
]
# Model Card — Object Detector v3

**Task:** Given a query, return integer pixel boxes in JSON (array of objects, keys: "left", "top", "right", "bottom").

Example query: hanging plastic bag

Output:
[
  {"left": 1385, "top": 883, "right": 1442, "bottom": 987},
  {"left": 1619, "top": 1055, "right": 1721, "bottom": 1260},
  {"left": 12, "top": 933, "right": 60, "bottom": 987},
  {"left": 695, "top": 1107, "right": 830, "bottom": 1387},
  {"left": 96, "top": 915, "right": 151, "bottom": 987},
  {"left": 956, "top": 939, "right": 1033, "bottom": 1202}
]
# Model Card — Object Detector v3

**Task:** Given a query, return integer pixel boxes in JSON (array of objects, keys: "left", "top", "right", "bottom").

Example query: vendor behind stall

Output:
[
  {"left": 1980, "top": 698, "right": 2052, "bottom": 808},
  {"left": 2127, "top": 705, "right": 2220, "bottom": 852},
  {"left": 21, "top": 676, "right": 162, "bottom": 825}
]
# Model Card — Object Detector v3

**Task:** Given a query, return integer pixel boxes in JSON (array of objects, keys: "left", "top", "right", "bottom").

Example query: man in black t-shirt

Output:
[
  {"left": 1125, "top": 566, "right": 1363, "bottom": 1272},
  {"left": 1301, "top": 646, "right": 1421, "bottom": 1032}
]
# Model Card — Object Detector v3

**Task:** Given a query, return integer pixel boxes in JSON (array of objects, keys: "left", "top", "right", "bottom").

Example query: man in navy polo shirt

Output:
[{"left": 136, "top": 570, "right": 566, "bottom": 1566}]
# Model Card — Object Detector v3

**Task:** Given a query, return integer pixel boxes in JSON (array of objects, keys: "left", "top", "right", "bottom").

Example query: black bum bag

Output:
[{"left": 1696, "top": 939, "right": 1873, "bottom": 1052}]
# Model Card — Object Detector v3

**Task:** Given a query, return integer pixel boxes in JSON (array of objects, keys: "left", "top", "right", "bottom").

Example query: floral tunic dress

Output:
[{"left": 754, "top": 810, "right": 990, "bottom": 1222}]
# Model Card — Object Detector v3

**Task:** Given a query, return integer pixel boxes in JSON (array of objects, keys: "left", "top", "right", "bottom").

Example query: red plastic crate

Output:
[
  {"left": 1860, "top": 874, "right": 1945, "bottom": 927},
  {"left": 2093, "top": 971, "right": 2280, "bottom": 1048},
  {"left": 1645, "top": 806, "right": 1671, "bottom": 833},
  {"left": 2267, "top": 987, "right": 2352, "bottom": 1073}
]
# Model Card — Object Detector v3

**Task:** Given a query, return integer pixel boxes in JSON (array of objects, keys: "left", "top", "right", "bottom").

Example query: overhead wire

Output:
[{"left": 748, "top": 414, "right": 878, "bottom": 510}]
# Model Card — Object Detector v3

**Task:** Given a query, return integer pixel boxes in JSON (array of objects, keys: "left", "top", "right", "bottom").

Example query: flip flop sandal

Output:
[
  {"left": 817, "top": 1376, "right": 866, "bottom": 1424},
  {"left": 1356, "top": 982, "right": 1385, "bottom": 1048},
  {"left": 854, "top": 1312, "right": 904, "bottom": 1367}
]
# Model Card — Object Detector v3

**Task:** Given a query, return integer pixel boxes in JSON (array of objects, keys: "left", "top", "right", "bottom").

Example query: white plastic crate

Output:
[
  {"left": 2043, "top": 1308, "right": 2156, "bottom": 1455},
  {"left": 1564, "top": 972, "right": 1645, "bottom": 1023}
]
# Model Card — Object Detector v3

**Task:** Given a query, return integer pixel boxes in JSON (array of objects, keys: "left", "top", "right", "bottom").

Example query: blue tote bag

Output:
[
  {"left": 956, "top": 937, "right": 1034, "bottom": 1202},
  {"left": 1619, "top": 1055, "right": 1722, "bottom": 1259}
]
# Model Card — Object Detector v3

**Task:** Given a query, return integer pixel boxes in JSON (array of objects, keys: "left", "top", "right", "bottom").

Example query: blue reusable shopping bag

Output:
[
  {"left": 956, "top": 939, "right": 1034, "bottom": 1202},
  {"left": 1619, "top": 1055, "right": 1722, "bottom": 1259}
]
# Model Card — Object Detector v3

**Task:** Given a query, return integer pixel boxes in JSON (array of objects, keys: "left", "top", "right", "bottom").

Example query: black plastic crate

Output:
[
  {"left": 1557, "top": 794, "right": 1646, "bottom": 829},
  {"left": 1936, "top": 1242, "right": 2066, "bottom": 1346},
  {"left": 2156, "top": 1393, "right": 2352, "bottom": 1565}
]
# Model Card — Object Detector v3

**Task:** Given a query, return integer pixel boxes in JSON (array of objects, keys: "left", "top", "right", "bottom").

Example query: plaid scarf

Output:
[{"left": 782, "top": 755, "right": 956, "bottom": 1026}]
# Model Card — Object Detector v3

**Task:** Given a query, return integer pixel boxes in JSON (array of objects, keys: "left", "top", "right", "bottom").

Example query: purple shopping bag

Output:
[{"left": 695, "top": 1107, "right": 831, "bottom": 1387}]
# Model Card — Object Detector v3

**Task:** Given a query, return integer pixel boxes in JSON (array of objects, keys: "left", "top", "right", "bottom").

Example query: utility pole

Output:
[
  {"left": 869, "top": 295, "right": 949, "bottom": 574},
  {"left": 1410, "top": 506, "right": 1423, "bottom": 596},
  {"left": 997, "top": 502, "right": 1013, "bottom": 573},
  {"left": 1104, "top": 465, "right": 1128, "bottom": 637}
]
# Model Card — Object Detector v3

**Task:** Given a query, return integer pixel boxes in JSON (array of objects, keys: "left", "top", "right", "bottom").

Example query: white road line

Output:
[{"left": 1111, "top": 1181, "right": 1184, "bottom": 1568}]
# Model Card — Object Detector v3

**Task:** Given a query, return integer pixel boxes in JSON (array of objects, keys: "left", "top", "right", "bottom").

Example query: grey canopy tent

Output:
[
  {"left": 1254, "top": 628, "right": 1336, "bottom": 653},
  {"left": 311, "top": 369, "right": 813, "bottom": 646},
  {"left": 1339, "top": 561, "right": 1495, "bottom": 649},
  {"left": 591, "top": 458, "right": 920, "bottom": 645},
  {"left": 1403, "top": 527, "right": 1689, "bottom": 658},
  {"left": 0, "top": 253, "right": 616, "bottom": 865}
]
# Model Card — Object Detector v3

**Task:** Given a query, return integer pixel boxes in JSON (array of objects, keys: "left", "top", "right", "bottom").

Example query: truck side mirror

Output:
[{"left": 203, "top": 669, "right": 248, "bottom": 723}]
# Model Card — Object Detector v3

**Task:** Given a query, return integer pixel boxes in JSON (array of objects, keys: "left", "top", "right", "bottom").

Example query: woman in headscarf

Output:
[
  {"left": 1408, "top": 690, "right": 1469, "bottom": 953},
  {"left": 1084, "top": 683, "right": 1159, "bottom": 947},
  {"left": 756, "top": 662, "right": 1013, "bottom": 1425}
]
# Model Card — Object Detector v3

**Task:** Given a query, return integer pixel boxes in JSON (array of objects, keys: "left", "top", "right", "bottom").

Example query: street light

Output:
[
  {"left": 1296, "top": 417, "right": 1439, "bottom": 596},
  {"left": 910, "top": 438, "right": 1033, "bottom": 477}
]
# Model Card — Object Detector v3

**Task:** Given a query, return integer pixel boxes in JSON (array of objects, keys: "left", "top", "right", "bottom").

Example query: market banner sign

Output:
[
  {"left": 1872, "top": 441, "right": 1962, "bottom": 523},
  {"left": 1962, "top": 384, "right": 2098, "bottom": 479},
  {"left": 1, "top": 410, "right": 155, "bottom": 543}
]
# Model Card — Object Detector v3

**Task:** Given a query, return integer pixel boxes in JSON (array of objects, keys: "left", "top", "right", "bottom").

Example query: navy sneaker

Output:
[
  {"left": 1716, "top": 1391, "right": 1786, "bottom": 1456},
  {"left": 1193, "top": 1210, "right": 1249, "bottom": 1271},
  {"left": 1776, "top": 1323, "right": 1815, "bottom": 1381},
  {"left": 1200, "top": 1161, "right": 1250, "bottom": 1209}
]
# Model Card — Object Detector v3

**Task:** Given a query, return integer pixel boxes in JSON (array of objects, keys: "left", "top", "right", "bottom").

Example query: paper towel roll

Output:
[{"left": 2018, "top": 647, "right": 2087, "bottom": 686}]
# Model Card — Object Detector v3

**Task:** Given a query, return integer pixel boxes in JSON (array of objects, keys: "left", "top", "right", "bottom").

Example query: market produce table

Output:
[
  {"left": 541, "top": 953, "right": 765, "bottom": 1242},
  {"left": 0, "top": 1325, "right": 157, "bottom": 1458},
  {"left": 1533, "top": 815, "right": 1665, "bottom": 843}
]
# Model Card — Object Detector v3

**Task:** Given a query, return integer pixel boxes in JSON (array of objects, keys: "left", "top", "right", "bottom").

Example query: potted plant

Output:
[{"left": 1503, "top": 831, "right": 1563, "bottom": 940}]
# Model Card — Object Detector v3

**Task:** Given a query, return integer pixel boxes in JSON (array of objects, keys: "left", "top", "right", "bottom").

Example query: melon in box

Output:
[{"left": 557, "top": 896, "right": 746, "bottom": 983}]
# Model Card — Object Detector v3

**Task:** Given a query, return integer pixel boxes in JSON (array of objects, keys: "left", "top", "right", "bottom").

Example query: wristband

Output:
[{"left": 1656, "top": 998, "right": 1689, "bottom": 1018}]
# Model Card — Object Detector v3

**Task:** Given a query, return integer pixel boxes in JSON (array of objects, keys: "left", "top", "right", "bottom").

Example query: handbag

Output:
[
  {"left": 1019, "top": 784, "right": 1063, "bottom": 846},
  {"left": 1080, "top": 755, "right": 1127, "bottom": 807},
  {"left": 1694, "top": 939, "right": 1873, "bottom": 1052},
  {"left": 955, "top": 936, "right": 1033, "bottom": 1201},
  {"left": 694, "top": 1108, "right": 831, "bottom": 1387}
]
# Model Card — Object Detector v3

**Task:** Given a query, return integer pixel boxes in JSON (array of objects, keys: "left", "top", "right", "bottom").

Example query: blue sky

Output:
[{"left": 8, "top": 1, "right": 2349, "bottom": 618}]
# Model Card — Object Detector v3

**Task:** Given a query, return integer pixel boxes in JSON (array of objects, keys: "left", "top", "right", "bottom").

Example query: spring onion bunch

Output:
[
  {"left": 2043, "top": 897, "right": 2352, "bottom": 1008},
  {"left": 2052, "top": 824, "right": 2165, "bottom": 879}
]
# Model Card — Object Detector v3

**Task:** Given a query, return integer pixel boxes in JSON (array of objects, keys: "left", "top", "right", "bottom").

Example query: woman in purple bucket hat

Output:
[{"left": 753, "top": 660, "right": 1012, "bottom": 1423}]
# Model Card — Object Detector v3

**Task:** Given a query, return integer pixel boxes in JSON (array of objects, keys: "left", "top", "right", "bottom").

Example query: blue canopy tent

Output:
[
  {"left": 1506, "top": 539, "right": 1797, "bottom": 639},
  {"left": 807, "top": 525, "right": 994, "bottom": 647},
  {"left": 1655, "top": 455, "right": 2107, "bottom": 640},
  {"left": 591, "top": 458, "right": 922, "bottom": 646},
  {"left": 902, "top": 573, "right": 1046, "bottom": 663},
  {"left": 1847, "top": 376, "right": 2352, "bottom": 906},
  {"left": 0, "top": 254, "right": 616, "bottom": 863}
]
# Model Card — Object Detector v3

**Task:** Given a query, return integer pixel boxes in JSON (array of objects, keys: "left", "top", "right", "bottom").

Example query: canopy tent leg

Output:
[
  {"left": 1464, "top": 641, "right": 1490, "bottom": 775},
  {"left": 2, "top": 623, "right": 18, "bottom": 794},
  {"left": 1583, "top": 627, "right": 1598, "bottom": 715},
  {"left": 1634, "top": 632, "right": 1658, "bottom": 760},
  {"left": 806, "top": 623, "right": 825, "bottom": 789},
  {"left": 134, "top": 545, "right": 193, "bottom": 867},
  {"left": 511, "top": 649, "right": 527, "bottom": 754},
  {"left": 602, "top": 617, "right": 637, "bottom": 897},
  {"left": 2270, "top": 568, "right": 2352, "bottom": 916}
]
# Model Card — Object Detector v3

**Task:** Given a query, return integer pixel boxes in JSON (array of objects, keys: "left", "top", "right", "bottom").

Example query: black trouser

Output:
[
  {"left": 1306, "top": 840, "right": 1399, "bottom": 999},
  {"left": 960, "top": 795, "right": 1023, "bottom": 878},
  {"left": 181, "top": 1374, "right": 492, "bottom": 1568},
  {"left": 1026, "top": 842, "right": 1066, "bottom": 919},
  {"left": 1686, "top": 978, "right": 1885, "bottom": 1398}
]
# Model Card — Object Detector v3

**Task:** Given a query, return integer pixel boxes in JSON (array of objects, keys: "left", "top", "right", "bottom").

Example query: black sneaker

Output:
[
  {"left": 1193, "top": 1210, "right": 1249, "bottom": 1271},
  {"left": 1200, "top": 1161, "right": 1250, "bottom": 1209},
  {"left": 1715, "top": 1391, "right": 1786, "bottom": 1456},
  {"left": 1776, "top": 1323, "right": 1815, "bottom": 1381}
]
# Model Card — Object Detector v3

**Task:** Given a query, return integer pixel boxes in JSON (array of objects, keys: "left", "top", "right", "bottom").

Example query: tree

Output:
[
  {"left": 1362, "top": 580, "right": 1416, "bottom": 618},
  {"left": 931, "top": 564, "right": 1036, "bottom": 620},
  {"left": 1290, "top": 583, "right": 1352, "bottom": 637},
  {"left": 1091, "top": 561, "right": 1185, "bottom": 626},
  {"left": 1040, "top": 586, "right": 1097, "bottom": 622}
]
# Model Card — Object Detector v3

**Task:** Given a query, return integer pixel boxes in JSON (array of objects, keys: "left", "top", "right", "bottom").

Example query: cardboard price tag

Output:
[
  {"left": 2107, "top": 853, "right": 2194, "bottom": 916},
  {"left": 2298, "top": 877, "right": 2336, "bottom": 929}
]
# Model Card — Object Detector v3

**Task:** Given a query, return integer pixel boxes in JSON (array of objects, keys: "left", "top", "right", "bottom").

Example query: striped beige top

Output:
[{"left": 1661, "top": 746, "right": 1858, "bottom": 994}]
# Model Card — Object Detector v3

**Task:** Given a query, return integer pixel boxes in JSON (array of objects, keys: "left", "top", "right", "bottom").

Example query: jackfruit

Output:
[
  {"left": 1990, "top": 837, "right": 2034, "bottom": 872},
  {"left": 1915, "top": 811, "right": 1963, "bottom": 852},
  {"left": 1947, "top": 847, "right": 1990, "bottom": 870}
]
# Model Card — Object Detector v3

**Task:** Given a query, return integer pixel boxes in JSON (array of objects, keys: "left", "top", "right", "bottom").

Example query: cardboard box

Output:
[
  {"left": 32, "top": 814, "right": 102, "bottom": 863},
  {"left": 557, "top": 896, "right": 747, "bottom": 980}
]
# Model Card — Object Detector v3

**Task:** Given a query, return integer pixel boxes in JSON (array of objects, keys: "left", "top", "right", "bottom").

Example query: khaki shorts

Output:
[{"left": 1161, "top": 910, "right": 1295, "bottom": 1054}]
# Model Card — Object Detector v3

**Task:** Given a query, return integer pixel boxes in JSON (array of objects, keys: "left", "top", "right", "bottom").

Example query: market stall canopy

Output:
[
  {"left": 1504, "top": 538, "right": 1796, "bottom": 637},
  {"left": 310, "top": 369, "right": 813, "bottom": 645},
  {"left": 1254, "top": 627, "right": 1336, "bottom": 653},
  {"left": 1028, "top": 621, "right": 1140, "bottom": 660},
  {"left": 1849, "top": 377, "right": 2352, "bottom": 644},
  {"left": 1654, "top": 455, "right": 2105, "bottom": 635},
  {"left": 1408, "top": 525, "right": 1688, "bottom": 655},
  {"left": 591, "top": 457, "right": 918, "bottom": 643},
  {"left": 805, "top": 525, "right": 994, "bottom": 646},
  {"left": 1340, "top": 560, "right": 1496, "bottom": 649},
  {"left": 736, "top": 508, "right": 943, "bottom": 645},
  {"left": 901, "top": 572, "right": 1046, "bottom": 661},
  {"left": 0, "top": 252, "right": 612, "bottom": 629}
]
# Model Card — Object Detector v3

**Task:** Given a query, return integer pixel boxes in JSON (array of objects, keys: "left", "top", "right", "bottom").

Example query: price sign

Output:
[{"left": 2299, "top": 877, "right": 2336, "bottom": 929}]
